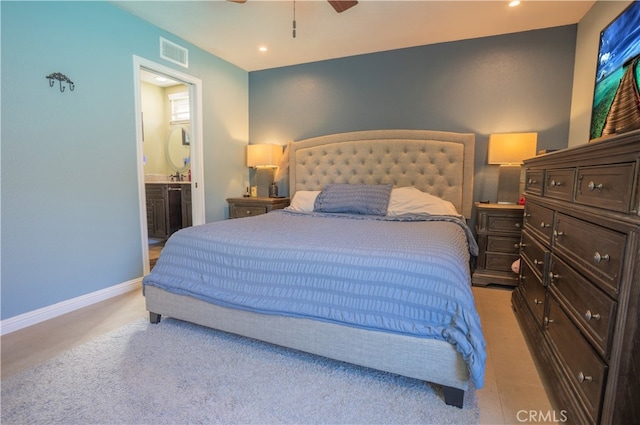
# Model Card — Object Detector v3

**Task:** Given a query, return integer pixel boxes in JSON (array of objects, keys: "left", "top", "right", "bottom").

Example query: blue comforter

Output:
[{"left": 143, "top": 210, "right": 486, "bottom": 387}]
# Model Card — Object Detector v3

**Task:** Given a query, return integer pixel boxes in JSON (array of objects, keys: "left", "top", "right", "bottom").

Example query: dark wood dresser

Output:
[{"left": 512, "top": 131, "right": 640, "bottom": 425}]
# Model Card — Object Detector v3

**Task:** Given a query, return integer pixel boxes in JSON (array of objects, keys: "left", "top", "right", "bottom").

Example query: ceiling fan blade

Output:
[{"left": 328, "top": 1, "right": 358, "bottom": 13}]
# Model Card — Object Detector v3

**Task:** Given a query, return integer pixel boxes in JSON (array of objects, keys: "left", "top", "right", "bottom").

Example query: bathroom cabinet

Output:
[{"left": 146, "top": 183, "right": 192, "bottom": 239}]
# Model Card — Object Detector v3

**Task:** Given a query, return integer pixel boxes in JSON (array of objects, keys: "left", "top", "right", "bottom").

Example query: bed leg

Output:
[
  {"left": 149, "top": 312, "right": 162, "bottom": 324},
  {"left": 441, "top": 386, "right": 464, "bottom": 408}
]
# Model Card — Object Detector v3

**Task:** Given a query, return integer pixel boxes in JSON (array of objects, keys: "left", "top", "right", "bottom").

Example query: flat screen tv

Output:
[{"left": 590, "top": 0, "right": 640, "bottom": 141}]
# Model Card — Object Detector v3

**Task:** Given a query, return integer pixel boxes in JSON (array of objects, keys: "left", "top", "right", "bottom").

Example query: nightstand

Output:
[
  {"left": 472, "top": 202, "right": 524, "bottom": 287},
  {"left": 226, "top": 197, "right": 290, "bottom": 219}
]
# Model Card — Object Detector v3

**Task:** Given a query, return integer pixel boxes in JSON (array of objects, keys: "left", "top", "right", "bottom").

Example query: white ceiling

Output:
[{"left": 113, "top": 0, "right": 595, "bottom": 72}]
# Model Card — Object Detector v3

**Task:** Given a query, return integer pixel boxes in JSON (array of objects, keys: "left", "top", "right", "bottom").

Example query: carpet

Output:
[{"left": 1, "top": 318, "right": 479, "bottom": 424}]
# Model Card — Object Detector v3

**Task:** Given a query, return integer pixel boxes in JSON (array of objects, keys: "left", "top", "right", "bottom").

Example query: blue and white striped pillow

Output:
[{"left": 314, "top": 184, "right": 393, "bottom": 216}]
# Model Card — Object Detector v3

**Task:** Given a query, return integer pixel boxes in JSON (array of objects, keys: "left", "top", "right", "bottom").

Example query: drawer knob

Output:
[
  {"left": 528, "top": 179, "right": 537, "bottom": 185},
  {"left": 548, "top": 272, "right": 559, "bottom": 281},
  {"left": 584, "top": 310, "right": 601, "bottom": 322},
  {"left": 534, "top": 298, "right": 544, "bottom": 305},
  {"left": 588, "top": 181, "right": 603, "bottom": 191},
  {"left": 534, "top": 259, "right": 544, "bottom": 265},
  {"left": 550, "top": 179, "right": 562, "bottom": 187},
  {"left": 524, "top": 213, "right": 532, "bottom": 218},
  {"left": 553, "top": 230, "right": 564, "bottom": 237},
  {"left": 540, "top": 222, "right": 551, "bottom": 228},
  {"left": 544, "top": 317, "right": 554, "bottom": 325},
  {"left": 514, "top": 222, "right": 521, "bottom": 229},
  {"left": 593, "top": 251, "right": 610, "bottom": 264},
  {"left": 577, "top": 372, "right": 593, "bottom": 383},
  {"left": 246, "top": 210, "right": 252, "bottom": 215}
]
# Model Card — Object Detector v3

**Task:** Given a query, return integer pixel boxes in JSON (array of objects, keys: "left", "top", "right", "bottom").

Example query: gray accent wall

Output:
[{"left": 249, "top": 25, "right": 578, "bottom": 204}]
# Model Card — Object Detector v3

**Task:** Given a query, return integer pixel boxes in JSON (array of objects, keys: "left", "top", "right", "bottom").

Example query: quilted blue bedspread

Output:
[{"left": 143, "top": 210, "right": 486, "bottom": 387}]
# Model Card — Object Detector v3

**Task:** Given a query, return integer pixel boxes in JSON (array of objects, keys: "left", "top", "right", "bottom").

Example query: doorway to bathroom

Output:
[{"left": 133, "top": 56, "right": 205, "bottom": 275}]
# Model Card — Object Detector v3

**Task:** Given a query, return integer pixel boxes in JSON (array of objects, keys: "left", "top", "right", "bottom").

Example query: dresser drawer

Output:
[
  {"left": 521, "top": 231, "right": 549, "bottom": 280},
  {"left": 524, "top": 202, "right": 555, "bottom": 246},
  {"left": 553, "top": 213, "right": 625, "bottom": 297},
  {"left": 230, "top": 205, "right": 268, "bottom": 218},
  {"left": 545, "top": 168, "right": 575, "bottom": 201},
  {"left": 547, "top": 296, "right": 607, "bottom": 424},
  {"left": 549, "top": 256, "right": 617, "bottom": 358},
  {"left": 520, "top": 260, "right": 546, "bottom": 326},
  {"left": 525, "top": 169, "right": 545, "bottom": 196},
  {"left": 576, "top": 163, "right": 636, "bottom": 213}
]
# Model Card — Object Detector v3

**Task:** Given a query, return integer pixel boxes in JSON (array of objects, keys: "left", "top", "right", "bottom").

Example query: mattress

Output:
[{"left": 143, "top": 210, "right": 486, "bottom": 387}]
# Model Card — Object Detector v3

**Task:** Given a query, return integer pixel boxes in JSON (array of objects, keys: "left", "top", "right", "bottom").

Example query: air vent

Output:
[{"left": 160, "top": 37, "right": 188, "bottom": 68}]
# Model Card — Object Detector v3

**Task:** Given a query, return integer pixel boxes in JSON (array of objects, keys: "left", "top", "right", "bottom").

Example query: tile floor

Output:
[{"left": 1, "top": 286, "right": 554, "bottom": 424}]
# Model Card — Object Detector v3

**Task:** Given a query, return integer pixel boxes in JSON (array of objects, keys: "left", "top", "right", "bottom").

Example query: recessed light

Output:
[
  {"left": 509, "top": 0, "right": 520, "bottom": 7},
  {"left": 155, "top": 76, "right": 168, "bottom": 82},
  {"left": 259, "top": 46, "right": 268, "bottom": 52}
]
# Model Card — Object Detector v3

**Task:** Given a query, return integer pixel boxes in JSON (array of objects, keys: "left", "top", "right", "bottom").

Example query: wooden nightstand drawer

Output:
[
  {"left": 576, "top": 163, "right": 636, "bottom": 213},
  {"left": 227, "top": 197, "right": 290, "bottom": 219},
  {"left": 230, "top": 205, "right": 267, "bottom": 218}
]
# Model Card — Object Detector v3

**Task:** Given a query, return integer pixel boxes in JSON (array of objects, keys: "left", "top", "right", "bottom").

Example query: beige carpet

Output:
[{"left": 1, "top": 318, "right": 479, "bottom": 424}]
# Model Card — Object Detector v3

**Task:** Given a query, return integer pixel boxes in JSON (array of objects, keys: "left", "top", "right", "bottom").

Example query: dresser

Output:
[
  {"left": 511, "top": 131, "right": 640, "bottom": 425},
  {"left": 226, "top": 197, "right": 290, "bottom": 219},
  {"left": 472, "top": 203, "right": 524, "bottom": 287}
]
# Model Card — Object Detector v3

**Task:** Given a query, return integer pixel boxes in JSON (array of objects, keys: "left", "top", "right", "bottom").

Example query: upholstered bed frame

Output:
[{"left": 145, "top": 129, "right": 476, "bottom": 407}]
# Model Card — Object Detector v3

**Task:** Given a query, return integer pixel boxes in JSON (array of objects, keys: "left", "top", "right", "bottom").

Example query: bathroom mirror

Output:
[{"left": 165, "top": 125, "right": 191, "bottom": 173}]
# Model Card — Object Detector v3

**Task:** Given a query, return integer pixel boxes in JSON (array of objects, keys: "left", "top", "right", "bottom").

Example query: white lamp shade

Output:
[
  {"left": 247, "top": 144, "right": 282, "bottom": 168},
  {"left": 488, "top": 133, "right": 537, "bottom": 165}
]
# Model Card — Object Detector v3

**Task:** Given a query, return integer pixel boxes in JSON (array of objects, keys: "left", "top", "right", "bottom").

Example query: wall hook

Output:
[{"left": 46, "top": 72, "right": 74, "bottom": 92}]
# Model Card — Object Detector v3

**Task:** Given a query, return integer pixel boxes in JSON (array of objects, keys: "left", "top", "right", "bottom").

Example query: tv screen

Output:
[{"left": 590, "top": 1, "right": 640, "bottom": 140}]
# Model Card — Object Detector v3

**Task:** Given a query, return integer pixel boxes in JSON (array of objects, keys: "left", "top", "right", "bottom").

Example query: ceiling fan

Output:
[{"left": 228, "top": 1, "right": 358, "bottom": 14}]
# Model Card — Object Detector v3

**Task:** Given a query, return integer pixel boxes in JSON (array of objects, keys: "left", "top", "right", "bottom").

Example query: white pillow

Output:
[
  {"left": 286, "top": 190, "right": 321, "bottom": 212},
  {"left": 387, "top": 187, "right": 460, "bottom": 217}
]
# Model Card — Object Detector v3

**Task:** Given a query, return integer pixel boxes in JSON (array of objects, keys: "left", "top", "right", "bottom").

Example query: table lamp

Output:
[
  {"left": 247, "top": 144, "right": 282, "bottom": 197},
  {"left": 488, "top": 132, "right": 537, "bottom": 204}
]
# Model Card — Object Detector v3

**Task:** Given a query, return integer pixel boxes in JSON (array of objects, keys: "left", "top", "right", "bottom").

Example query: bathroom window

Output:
[{"left": 169, "top": 92, "right": 190, "bottom": 123}]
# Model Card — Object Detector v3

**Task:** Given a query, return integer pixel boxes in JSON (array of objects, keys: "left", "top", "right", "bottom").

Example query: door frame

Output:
[{"left": 133, "top": 55, "right": 205, "bottom": 275}]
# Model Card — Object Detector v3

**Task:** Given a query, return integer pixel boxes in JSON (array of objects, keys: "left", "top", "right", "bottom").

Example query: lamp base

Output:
[{"left": 496, "top": 165, "right": 521, "bottom": 204}]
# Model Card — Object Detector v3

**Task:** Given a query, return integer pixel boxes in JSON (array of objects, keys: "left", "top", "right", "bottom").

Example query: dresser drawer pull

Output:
[
  {"left": 515, "top": 242, "right": 524, "bottom": 249},
  {"left": 514, "top": 222, "right": 521, "bottom": 229},
  {"left": 577, "top": 372, "right": 593, "bottom": 383},
  {"left": 534, "top": 298, "right": 544, "bottom": 305},
  {"left": 587, "top": 181, "right": 603, "bottom": 191},
  {"left": 524, "top": 213, "right": 531, "bottom": 218},
  {"left": 246, "top": 210, "right": 252, "bottom": 215},
  {"left": 528, "top": 179, "right": 537, "bottom": 185},
  {"left": 544, "top": 317, "right": 554, "bottom": 325},
  {"left": 553, "top": 230, "right": 564, "bottom": 237},
  {"left": 534, "top": 259, "right": 544, "bottom": 265},
  {"left": 593, "top": 251, "right": 610, "bottom": 264},
  {"left": 584, "top": 310, "right": 601, "bottom": 322},
  {"left": 540, "top": 222, "right": 551, "bottom": 228},
  {"left": 548, "top": 272, "right": 559, "bottom": 282},
  {"left": 550, "top": 180, "right": 562, "bottom": 187}
]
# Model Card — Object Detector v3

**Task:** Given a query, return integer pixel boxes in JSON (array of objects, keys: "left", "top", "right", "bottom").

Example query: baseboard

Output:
[{"left": 0, "top": 278, "right": 142, "bottom": 336}]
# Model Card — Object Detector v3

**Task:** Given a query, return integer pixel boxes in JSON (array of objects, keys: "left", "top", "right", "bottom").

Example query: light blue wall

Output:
[
  {"left": 1, "top": 1, "right": 248, "bottom": 319},
  {"left": 249, "top": 26, "right": 577, "bottom": 204}
]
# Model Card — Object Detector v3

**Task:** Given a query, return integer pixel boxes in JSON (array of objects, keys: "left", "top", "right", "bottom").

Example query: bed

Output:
[{"left": 143, "top": 129, "right": 485, "bottom": 408}]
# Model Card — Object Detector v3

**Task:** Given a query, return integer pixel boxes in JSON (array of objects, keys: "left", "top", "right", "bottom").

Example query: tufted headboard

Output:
[{"left": 288, "top": 129, "right": 475, "bottom": 218}]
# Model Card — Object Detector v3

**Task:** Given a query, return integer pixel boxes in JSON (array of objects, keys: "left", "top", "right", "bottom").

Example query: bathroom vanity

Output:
[{"left": 145, "top": 182, "right": 192, "bottom": 239}]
